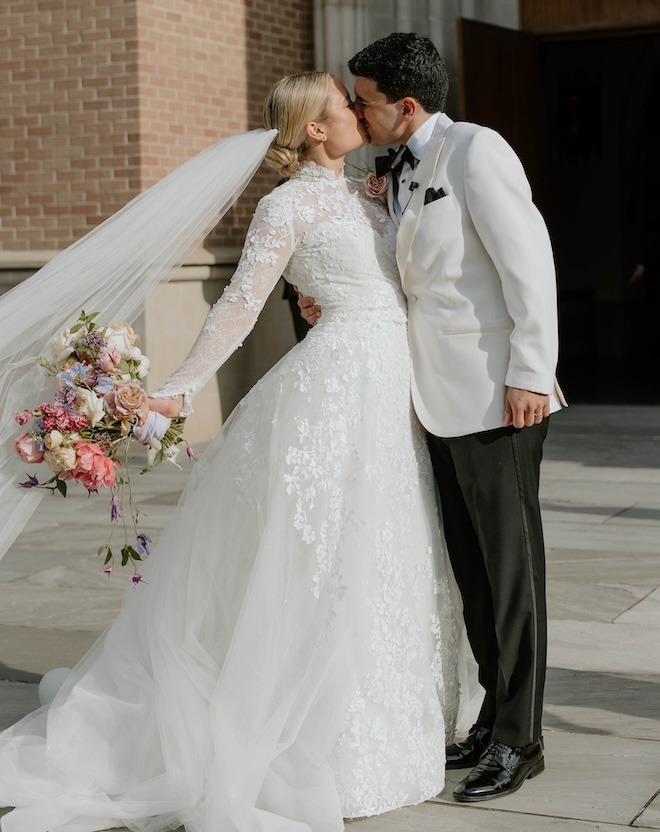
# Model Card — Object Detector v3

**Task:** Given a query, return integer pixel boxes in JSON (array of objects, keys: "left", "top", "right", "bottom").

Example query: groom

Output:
[{"left": 300, "top": 32, "right": 565, "bottom": 802}]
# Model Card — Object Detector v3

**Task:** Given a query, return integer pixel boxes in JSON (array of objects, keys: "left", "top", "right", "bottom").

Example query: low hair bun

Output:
[{"left": 265, "top": 142, "right": 301, "bottom": 177}]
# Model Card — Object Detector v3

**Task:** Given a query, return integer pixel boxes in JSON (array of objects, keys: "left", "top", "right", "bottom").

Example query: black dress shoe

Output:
[
  {"left": 453, "top": 738, "right": 544, "bottom": 802},
  {"left": 445, "top": 724, "right": 492, "bottom": 770}
]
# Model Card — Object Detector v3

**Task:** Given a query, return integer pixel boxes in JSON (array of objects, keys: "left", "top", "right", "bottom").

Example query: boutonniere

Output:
[
  {"left": 364, "top": 170, "right": 390, "bottom": 199},
  {"left": 346, "top": 161, "right": 390, "bottom": 201}
]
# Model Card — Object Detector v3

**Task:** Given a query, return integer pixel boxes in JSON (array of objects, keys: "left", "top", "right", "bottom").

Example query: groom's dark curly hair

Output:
[{"left": 348, "top": 33, "right": 448, "bottom": 113}]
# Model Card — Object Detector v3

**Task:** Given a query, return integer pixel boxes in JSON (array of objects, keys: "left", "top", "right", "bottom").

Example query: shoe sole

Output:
[{"left": 453, "top": 758, "right": 545, "bottom": 803}]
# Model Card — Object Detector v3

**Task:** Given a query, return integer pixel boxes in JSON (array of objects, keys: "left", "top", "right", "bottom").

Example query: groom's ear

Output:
[{"left": 400, "top": 96, "right": 419, "bottom": 123}]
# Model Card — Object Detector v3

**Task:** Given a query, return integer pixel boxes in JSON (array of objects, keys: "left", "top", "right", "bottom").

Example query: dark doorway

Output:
[{"left": 459, "top": 20, "right": 660, "bottom": 403}]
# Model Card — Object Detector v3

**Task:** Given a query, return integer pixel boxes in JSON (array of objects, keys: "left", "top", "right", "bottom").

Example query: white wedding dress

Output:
[{"left": 0, "top": 162, "right": 465, "bottom": 832}]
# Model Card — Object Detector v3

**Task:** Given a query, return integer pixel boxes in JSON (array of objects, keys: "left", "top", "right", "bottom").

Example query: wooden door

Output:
[{"left": 457, "top": 18, "right": 546, "bottom": 209}]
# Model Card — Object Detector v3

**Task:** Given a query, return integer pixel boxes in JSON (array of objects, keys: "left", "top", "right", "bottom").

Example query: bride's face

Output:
[{"left": 317, "top": 77, "right": 367, "bottom": 157}]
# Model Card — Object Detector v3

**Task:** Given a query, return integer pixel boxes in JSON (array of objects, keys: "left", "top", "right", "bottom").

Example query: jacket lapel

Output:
[
  {"left": 386, "top": 180, "right": 399, "bottom": 228},
  {"left": 396, "top": 114, "right": 453, "bottom": 281}
]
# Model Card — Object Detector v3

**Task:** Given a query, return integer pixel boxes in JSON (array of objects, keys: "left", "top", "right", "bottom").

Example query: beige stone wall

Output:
[{"left": 1, "top": 0, "right": 314, "bottom": 440}]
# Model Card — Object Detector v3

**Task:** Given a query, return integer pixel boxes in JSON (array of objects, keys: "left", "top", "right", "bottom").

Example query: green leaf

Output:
[
  {"left": 121, "top": 547, "right": 130, "bottom": 567},
  {"left": 70, "top": 323, "right": 83, "bottom": 333},
  {"left": 55, "top": 478, "right": 67, "bottom": 497},
  {"left": 104, "top": 550, "right": 113, "bottom": 565},
  {"left": 124, "top": 545, "right": 139, "bottom": 560},
  {"left": 97, "top": 545, "right": 106, "bottom": 557}
]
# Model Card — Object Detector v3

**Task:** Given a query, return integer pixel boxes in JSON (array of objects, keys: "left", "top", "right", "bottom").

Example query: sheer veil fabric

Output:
[{"left": 0, "top": 128, "right": 277, "bottom": 562}]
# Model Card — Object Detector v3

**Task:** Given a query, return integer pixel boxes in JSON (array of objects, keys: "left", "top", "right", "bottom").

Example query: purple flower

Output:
[
  {"left": 19, "top": 474, "right": 40, "bottom": 489},
  {"left": 54, "top": 387, "right": 76, "bottom": 413},
  {"left": 136, "top": 533, "right": 152, "bottom": 556},
  {"left": 186, "top": 446, "right": 198, "bottom": 463},
  {"left": 131, "top": 572, "right": 144, "bottom": 586},
  {"left": 77, "top": 331, "right": 107, "bottom": 353},
  {"left": 86, "top": 367, "right": 102, "bottom": 387},
  {"left": 110, "top": 495, "right": 121, "bottom": 523}
]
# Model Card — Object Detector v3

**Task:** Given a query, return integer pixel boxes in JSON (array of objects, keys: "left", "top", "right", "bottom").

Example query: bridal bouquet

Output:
[{"left": 13, "top": 311, "right": 190, "bottom": 580}]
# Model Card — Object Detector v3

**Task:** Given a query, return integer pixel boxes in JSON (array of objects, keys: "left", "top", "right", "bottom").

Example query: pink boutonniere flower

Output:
[{"left": 364, "top": 171, "right": 390, "bottom": 199}]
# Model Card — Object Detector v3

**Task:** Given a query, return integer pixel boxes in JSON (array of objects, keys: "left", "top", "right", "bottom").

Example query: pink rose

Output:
[
  {"left": 97, "top": 348, "right": 121, "bottom": 373},
  {"left": 72, "top": 442, "right": 119, "bottom": 490},
  {"left": 14, "top": 431, "right": 45, "bottom": 464},
  {"left": 13, "top": 410, "right": 33, "bottom": 426},
  {"left": 365, "top": 171, "right": 389, "bottom": 198}
]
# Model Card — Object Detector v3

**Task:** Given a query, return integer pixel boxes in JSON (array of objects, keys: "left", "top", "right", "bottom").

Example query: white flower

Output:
[
  {"left": 44, "top": 445, "right": 77, "bottom": 473},
  {"left": 136, "top": 355, "right": 150, "bottom": 379},
  {"left": 75, "top": 388, "right": 105, "bottom": 427},
  {"left": 163, "top": 444, "right": 182, "bottom": 468},
  {"left": 51, "top": 329, "right": 76, "bottom": 369},
  {"left": 105, "top": 323, "right": 139, "bottom": 357},
  {"left": 44, "top": 430, "right": 64, "bottom": 449}
]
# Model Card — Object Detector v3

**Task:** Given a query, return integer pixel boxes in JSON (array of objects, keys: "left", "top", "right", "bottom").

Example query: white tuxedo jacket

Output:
[{"left": 388, "top": 113, "right": 565, "bottom": 438}]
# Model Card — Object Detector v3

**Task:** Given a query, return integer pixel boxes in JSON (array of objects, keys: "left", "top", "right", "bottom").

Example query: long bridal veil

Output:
[{"left": 0, "top": 127, "right": 277, "bottom": 562}]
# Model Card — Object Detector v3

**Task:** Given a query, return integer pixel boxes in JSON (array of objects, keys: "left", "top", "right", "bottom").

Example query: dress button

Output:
[{"left": 409, "top": 294, "right": 418, "bottom": 303}]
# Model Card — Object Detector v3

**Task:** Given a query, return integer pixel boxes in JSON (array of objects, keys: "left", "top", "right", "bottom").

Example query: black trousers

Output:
[{"left": 426, "top": 421, "right": 548, "bottom": 748}]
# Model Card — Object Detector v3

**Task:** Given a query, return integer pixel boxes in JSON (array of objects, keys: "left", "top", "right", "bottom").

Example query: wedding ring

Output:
[{"left": 535, "top": 412, "right": 543, "bottom": 417}]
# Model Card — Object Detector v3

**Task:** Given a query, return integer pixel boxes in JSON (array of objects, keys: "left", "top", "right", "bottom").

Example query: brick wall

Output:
[
  {"left": 0, "top": 0, "right": 140, "bottom": 251},
  {"left": 1, "top": 0, "right": 314, "bottom": 252}
]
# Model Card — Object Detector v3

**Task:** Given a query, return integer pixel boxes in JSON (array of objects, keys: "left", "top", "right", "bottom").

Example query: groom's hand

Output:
[
  {"left": 295, "top": 285, "right": 321, "bottom": 326},
  {"left": 503, "top": 387, "right": 550, "bottom": 429}
]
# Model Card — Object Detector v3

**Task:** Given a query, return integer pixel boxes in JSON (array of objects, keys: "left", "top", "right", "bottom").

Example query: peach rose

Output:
[
  {"left": 105, "top": 380, "right": 147, "bottom": 422},
  {"left": 72, "top": 442, "right": 119, "bottom": 490},
  {"left": 14, "top": 431, "right": 45, "bottom": 464}
]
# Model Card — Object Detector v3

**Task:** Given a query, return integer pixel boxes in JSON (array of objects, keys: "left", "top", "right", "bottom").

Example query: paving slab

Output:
[
  {"left": 0, "top": 624, "right": 100, "bottom": 679},
  {"left": 546, "top": 579, "right": 650, "bottom": 622},
  {"left": 615, "top": 587, "right": 660, "bottom": 626},
  {"left": 635, "top": 790, "right": 660, "bottom": 828},
  {"left": 548, "top": 620, "right": 660, "bottom": 675},
  {"left": 542, "top": 520, "right": 660, "bottom": 553},
  {"left": 434, "top": 731, "right": 660, "bottom": 827},
  {"left": 545, "top": 550, "right": 660, "bottom": 584},
  {"left": 349, "top": 799, "right": 637, "bottom": 831},
  {"left": 0, "top": 682, "right": 40, "bottom": 731}
]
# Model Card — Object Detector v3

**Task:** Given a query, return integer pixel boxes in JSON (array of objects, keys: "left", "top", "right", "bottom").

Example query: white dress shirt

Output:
[{"left": 393, "top": 111, "right": 442, "bottom": 221}]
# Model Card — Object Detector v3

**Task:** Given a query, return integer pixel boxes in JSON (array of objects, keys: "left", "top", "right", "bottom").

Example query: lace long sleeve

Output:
[{"left": 151, "top": 192, "right": 296, "bottom": 411}]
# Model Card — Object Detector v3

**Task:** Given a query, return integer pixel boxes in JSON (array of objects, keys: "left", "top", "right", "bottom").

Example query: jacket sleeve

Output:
[
  {"left": 463, "top": 127, "right": 558, "bottom": 394},
  {"left": 151, "top": 191, "right": 295, "bottom": 410}
]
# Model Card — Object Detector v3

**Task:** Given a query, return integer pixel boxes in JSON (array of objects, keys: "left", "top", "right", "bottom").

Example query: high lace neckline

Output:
[{"left": 295, "top": 160, "right": 345, "bottom": 183}]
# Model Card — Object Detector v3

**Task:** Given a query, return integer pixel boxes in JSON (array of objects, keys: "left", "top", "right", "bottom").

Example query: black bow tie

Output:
[{"left": 374, "top": 145, "right": 418, "bottom": 178}]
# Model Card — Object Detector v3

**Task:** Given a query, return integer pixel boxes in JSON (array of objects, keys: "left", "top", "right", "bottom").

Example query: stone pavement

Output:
[{"left": 1, "top": 404, "right": 659, "bottom": 831}]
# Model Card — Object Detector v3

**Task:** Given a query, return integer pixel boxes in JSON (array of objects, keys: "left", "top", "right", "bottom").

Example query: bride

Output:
[{"left": 0, "top": 71, "right": 469, "bottom": 832}]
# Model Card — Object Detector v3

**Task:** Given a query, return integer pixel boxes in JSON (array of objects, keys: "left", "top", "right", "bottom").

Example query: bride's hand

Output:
[{"left": 147, "top": 394, "right": 184, "bottom": 419}]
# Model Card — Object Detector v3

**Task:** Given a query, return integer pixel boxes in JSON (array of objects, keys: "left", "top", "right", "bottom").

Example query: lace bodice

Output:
[{"left": 153, "top": 162, "right": 402, "bottom": 405}]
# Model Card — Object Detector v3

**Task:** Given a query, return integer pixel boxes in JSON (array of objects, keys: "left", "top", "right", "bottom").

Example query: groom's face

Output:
[{"left": 353, "top": 76, "right": 406, "bottom": 147}]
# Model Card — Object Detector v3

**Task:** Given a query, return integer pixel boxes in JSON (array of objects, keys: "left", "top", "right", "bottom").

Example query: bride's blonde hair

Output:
[{"left": 264, "top": 71, "right": 331, "bottom": 177}]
